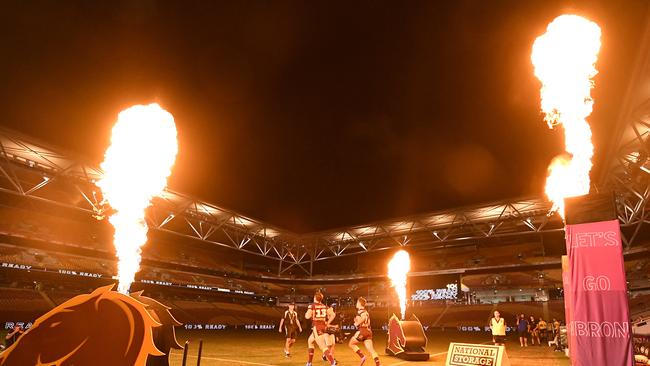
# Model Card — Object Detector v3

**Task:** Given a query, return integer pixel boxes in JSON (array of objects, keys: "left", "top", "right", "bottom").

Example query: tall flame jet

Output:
[
  {"left": 531, "top": 15, "right": 601, "bottom": 217},
  {"left": 97, "top": 104, "right": 178, "bottom": 294},
  {"left": 388, "top": 250, "right": 411, "bottom": 320}
]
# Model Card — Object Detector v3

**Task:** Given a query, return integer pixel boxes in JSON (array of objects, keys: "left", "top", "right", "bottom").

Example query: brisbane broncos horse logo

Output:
[
  {"left": 0, "top": 285, "right": 163, "bottom": 366},
  {"left": 386, "top": 313, "right": 408, "bottom": 356},
  {"left": 385, "top": 314, "right": 429, "bottom": 361}
]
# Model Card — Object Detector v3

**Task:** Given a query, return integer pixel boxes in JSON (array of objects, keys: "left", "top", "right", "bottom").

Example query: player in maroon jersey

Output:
[
  {"left": 349, "top": 297, "right": 381, "bottom": 366},
  {"left": 304, "top": 291, "right": 336, "bottom": 366}
]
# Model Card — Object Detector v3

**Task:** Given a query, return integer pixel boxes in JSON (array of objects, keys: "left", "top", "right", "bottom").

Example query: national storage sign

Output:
[{"left": 445, "top": 343, "right": 510, "bottom": 366}]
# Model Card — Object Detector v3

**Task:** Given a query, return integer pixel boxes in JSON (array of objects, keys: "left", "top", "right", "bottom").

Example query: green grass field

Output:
[{"left": 169, "top": 330, "right": 570, "bottom": 366}]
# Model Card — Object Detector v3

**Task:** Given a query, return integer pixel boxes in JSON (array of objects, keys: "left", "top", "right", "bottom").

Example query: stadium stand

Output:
[
  {"left": 0, "top": 287, "right": 52, "bottom": 319},
  {"left": 2, "top": 196, "right": 648, "bottom": 334}
]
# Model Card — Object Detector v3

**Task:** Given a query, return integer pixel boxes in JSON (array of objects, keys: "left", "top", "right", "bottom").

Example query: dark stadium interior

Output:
[{"left": 1, "top": 1, "right": 650, "bottom": 365}]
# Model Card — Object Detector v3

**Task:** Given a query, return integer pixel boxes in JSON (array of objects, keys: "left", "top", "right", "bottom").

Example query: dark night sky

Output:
[{"left": 0, "top": 1, "right": 647, "bottom": 232}]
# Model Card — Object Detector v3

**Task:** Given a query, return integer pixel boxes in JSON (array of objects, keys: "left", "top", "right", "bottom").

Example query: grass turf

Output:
[{"left": 169, "top": 330, "right": 570, "bottom": 366}]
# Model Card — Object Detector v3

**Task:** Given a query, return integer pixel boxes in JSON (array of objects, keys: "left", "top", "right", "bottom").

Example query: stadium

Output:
[
  {"left": 0, "top": 132, "right": 579, "bottom": 365},
  {"left": 1, "top": 2, "right": 650, "bottom": 366}
]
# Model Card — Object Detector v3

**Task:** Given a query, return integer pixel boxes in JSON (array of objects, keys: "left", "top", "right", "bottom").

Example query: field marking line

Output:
[
  {"left": 169, "top": 341, "right": 496, "bottom": 366},
  {"left": 170, "top": 352, "right": 278, "bottom": 366}
]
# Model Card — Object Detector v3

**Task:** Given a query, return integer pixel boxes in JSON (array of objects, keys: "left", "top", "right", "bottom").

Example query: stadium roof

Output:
[{"left": 0, "top": 129, "right": 565, "bottom": 274}]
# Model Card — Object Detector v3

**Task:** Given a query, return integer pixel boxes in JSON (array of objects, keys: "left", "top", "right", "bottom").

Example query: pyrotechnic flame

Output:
[
  {"left": 531, "top": 15, "right": 601, "bottom": 217},
  {"left": 388, "top": 250, "right": 410, "bottom": 320},
  {"left": 97, "top": 104, "right": 178, "bottom": 294}
]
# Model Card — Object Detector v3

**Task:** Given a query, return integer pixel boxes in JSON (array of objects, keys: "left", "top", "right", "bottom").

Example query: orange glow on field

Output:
[
  {"left": 387, "top": 250, "right": 411, "bottom": 320},
  {"left": 531, "top": 15, "right": 601, "bottom": 217},
  {"left": 97, "top": 104, "right": 178, "bottom": 293}
]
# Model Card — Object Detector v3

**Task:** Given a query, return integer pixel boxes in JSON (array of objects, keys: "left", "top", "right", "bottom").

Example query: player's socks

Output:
[
  {"left": 324, "top": 350, "right": 335, "bottom": 364},
  {"left": 373, "top": 356, "right": 380, "bottom": 366},
  {"left": 308, "top": 348, "right": 315, "bottom": 363},
  {"left": 355, "top": 349, "right": 365, "bottom": 358}
]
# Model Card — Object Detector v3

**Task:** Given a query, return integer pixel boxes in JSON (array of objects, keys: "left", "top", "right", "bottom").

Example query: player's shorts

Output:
[
  {"left": 308, "top": 327, "right": 330, "bottom": 351},
  {"left": 313, "top": 324, "right": 327, "bottom": 336},
  {"left": 517, "top": 330, "right": 527, "bottom": 337},
  {"left": 285, "top": 326, "right": 298, "bottom": 339},
  {"left": 355, "top": 328, "right": 373, "bottom": 341},
  {"left": 326, "top": 333, "right": 335, "bottom": 347},
  {"left": 493, "top": 335, "right": 506, "bottom": 344}
]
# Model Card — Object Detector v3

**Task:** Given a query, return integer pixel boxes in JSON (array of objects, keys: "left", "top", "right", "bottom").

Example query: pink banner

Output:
[{"left": 564, "top": 219, "right": 633, "bottom": 366}]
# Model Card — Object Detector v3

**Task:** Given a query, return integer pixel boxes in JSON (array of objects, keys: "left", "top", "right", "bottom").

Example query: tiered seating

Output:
[
  {"left": 0, "top": 244, "right": 66, "bottom": 270},
  {"left": 0, "top": 281, "right": 569, "bottom": 330},
  {"left": 0, "top": 244, "right": 24, "bottom": 263},
  {"left": 0, "top": 287, "right": 51, "bottom": 319},
  {"left": 212, "top": 302, "right": 263, "bottom": 323},
  {"left": 170, "top": 300, "right": 220, "bottom": 323},
  {"left": 55, "top": 254, "right": 113, "bottom": 274},
  {"left": 243, "top": 304, "right": 284, "bottom": 320},
  {"left": 167, "top": 299, "right": 282, "bottom": 324},
  {"left": 143, "top": 241, "right": 243, "bottom": 274},
  {"left": 630, "top": 293, "right": 650, "bottom": 319},
  {"left": 0, "top": 206, "right": 109, "bottom": 251},
  {"left": 432, "top": 304, "right": 495, "bottom": 327},
  {"left": 427, "top": 301, "right": 565, "bottom": 327},
  {"left": 405, "top": 243, "right": 546, "bottom": 272},
  {"left": 0, "top": 243, "right": 114, "bottom": 274},
  {"left": 356, "top": 301, "right": 566, "bottom": 328},
  {"left": 47, "top": 291, "right": 81, "bottom": 306}
]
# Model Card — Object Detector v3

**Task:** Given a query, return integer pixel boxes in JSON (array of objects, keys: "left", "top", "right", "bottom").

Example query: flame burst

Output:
[
  {"left": 97, "top": 104, "right": 178, "bottom": 294},
  {"left": 388, "top": 250, "right": 411, "bottom": 320},
  {"left": 531, "top": 15, "right": 601, "bottom": 217}
]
